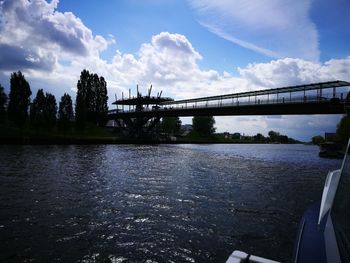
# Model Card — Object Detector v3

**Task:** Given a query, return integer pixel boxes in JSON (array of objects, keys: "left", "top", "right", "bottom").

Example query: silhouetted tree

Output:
[
  {"left": 7, "top": 71, "right": 32, "bottom": 127},
  {"left": 94, "top": 75, "right": 108, "bottom": 126},
  {"left": 75, "top": 69, "right": 90, "bottom": 128},
  {"left": 75, "top": 69, "right": 108, "bottom": 128},
  {"left": 30, "top": 90, "right": 57, "bottom": 130},
  {"left": 0, "top": 84, "right": 7, "bottom": 122},
  {"left": 30, "top": 89, "right": 46, "bottom": 128},
  {"left": 58, "top": 93, "right": 73, "bottom": 131},
  {"left": 231, "top": 132, "right": 241, "bottom": 140},
  {"left": 279, "top": 135, "right": 289, "bottom": 143},
  {"left": 268, "top": 130, "right": 294, "bottom": 143},
  {"left": 268, "top": 130, "right": 280, "bottom": 142},
  {"left": 161, "top": 117, "right": 181, "bottom": 135},
  {"left": 43, "top": 93, "right": 57, "bottom": 130},
  {"left": 336, "top": 115, "right": 350, "bottom": 145},
  {"left": 192, "top": 116, "right": 216, "bottom": 136},
  {"left": 254, "top": 133, "right": 266, "bottom": 142}
]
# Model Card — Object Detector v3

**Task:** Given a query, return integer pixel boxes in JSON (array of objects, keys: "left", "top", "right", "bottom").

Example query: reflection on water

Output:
[{"left": 0, "top": 144, "right": 341, "bottom": 262}]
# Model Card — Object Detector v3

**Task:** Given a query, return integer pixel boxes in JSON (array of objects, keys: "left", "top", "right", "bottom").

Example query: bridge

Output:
[{"left": 108, "top": 80, "right": 350, "bottom": 136}]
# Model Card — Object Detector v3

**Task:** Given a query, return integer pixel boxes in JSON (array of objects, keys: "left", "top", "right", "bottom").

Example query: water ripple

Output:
[{"left": 0, "top": 144, "right": 341, "bottom": 262}]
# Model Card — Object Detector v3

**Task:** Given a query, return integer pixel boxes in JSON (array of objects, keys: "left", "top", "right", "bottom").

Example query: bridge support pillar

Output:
[{"left": 120, "top": 116, "right": 161, "bottom": 139}]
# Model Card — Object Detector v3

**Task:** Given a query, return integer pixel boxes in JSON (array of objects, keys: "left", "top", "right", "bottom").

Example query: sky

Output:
[{"left": 0, "top": 0, "right": 350, "bottom": 141}]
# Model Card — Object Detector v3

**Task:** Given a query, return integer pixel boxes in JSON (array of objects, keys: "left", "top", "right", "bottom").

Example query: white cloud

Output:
[
  {"left": 239, "top": 57, "right": 350, "bottom": 88},
  {"left": 189, "top": 0, "right": 319, "bottom": 61},
  {"left": 0, "top": 0, "right": 112, "bottom": 71}
]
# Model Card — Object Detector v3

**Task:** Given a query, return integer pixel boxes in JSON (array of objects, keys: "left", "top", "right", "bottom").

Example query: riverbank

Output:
[
  {"left": 0, "top": 136, "right": 304, "bottom": 145},
  {"left": 0, "top": 124, "right": 302, "bottom": 145}
]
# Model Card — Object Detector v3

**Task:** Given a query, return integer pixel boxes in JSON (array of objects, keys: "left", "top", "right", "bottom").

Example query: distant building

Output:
[{"left": 325, "top": 132, "right": 336, "bottom": 142}]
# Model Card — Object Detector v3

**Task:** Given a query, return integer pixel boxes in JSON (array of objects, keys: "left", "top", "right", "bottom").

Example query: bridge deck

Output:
[
  {"left": 160, "top": 80, "right": 350, "bottom": 106},
  {"left": 108, "top": 101, "right": 346, "bottom": 118},
  {"left": 108, "top": 80, "right": 350, "bottom": 118}
]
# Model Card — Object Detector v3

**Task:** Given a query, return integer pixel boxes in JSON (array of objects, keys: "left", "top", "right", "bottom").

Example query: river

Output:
[{"left": 0, "top": 144, "right": 342, "bottom": 262}]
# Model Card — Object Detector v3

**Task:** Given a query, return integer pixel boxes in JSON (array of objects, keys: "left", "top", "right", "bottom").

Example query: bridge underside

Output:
[
  {"left": 109, "top": 80, "right": 350, "bottom": 138},
  {"left": 120, "top": 116, "right": 161, "bottom": 138},
  {"left": 110, "top": 101, "right": 346, "bottom": 119}
]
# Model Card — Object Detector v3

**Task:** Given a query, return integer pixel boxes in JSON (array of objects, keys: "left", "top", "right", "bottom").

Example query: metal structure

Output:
[
  {"left": 109, "top": 80, "right": 350, "bottom": 136},
  {"left": 112, "top": 85, "right": 173, "bottom": 137}
]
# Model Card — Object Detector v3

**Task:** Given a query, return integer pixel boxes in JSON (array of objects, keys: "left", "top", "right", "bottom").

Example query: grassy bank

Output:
[
  {"left": 0, "top": 123, "right": 122, "bottom": 144},
  {"left": 0, "top": 124, "right": 301, "bottom": 145}
]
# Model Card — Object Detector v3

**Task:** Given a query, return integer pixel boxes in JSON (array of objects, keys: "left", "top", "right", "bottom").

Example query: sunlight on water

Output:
[{"left": 0, "top": 144, "right": 341, "bottom": 262}]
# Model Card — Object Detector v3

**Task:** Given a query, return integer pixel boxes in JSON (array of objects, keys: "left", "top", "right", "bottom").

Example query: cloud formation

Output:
[
  {"left": 189, "top": 0, "right": 319, "bottom": 61},
  {"left": 239, "top": 57, "right": 350, "bottom": 88},
  {"left": 0, "top": 0, "right": 112, "bottom": 72},
  {"left": 0, "top": 43, "right": 55, "bottom": 71}
]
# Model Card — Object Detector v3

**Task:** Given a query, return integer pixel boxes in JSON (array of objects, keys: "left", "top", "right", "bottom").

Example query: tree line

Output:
[
  {"left": 2, "top": 70, "right": 326, "bottom": 142},
  {"left": 160, "top": 116, "right": 301, "bottom": 143},
  {"left": 160, "top": 116, "right": 216, "bottom": 137},
  {"left": 0, "top": 70, "right": 108, "bottom": 131},
  {"left": 0, "top": 69, "right": 216, "bottom": 137},
  {"left": 311, "top": 115, "right": 350, "bottom": 146}
]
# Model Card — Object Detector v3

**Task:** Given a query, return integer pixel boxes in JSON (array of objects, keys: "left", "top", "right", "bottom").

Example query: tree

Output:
[
  {"left": 7, "top": 71, "right": 32, "bottom": 127},
  {"left": 30, "top": 90, "right": 57, "bottom": 130},
  {"left": 161, "top": 117, "right": 182, "bottom": 135},
  {"left": 231, "top": 132, "right": 241, "bottom": 140},
  {"left": 75, "top": 69, "right": 108, "bottom": 128},
  {"left": 268, "top": 130, "right": 280, "bottom": 142},
  {"left": 312, "top": 135, "right": 325, "bottom": 145},
  {"left": 43, "top": 93, "right": 57, "bottom": 130},
  {"left": 0, "top": 84, "right": 7, "bottom": 122},
  {"left": 95, "top": 75, "right": 108, "bottom": 126},
  {"left": 336, "top": 115, "right": 350, "bottom": 145},
  {"left": 254, "top": 133, "right": 266, "bottom": 142},
  {"left": 192, "top": 116, "right": 216, "bottom": 136},
  {"left": 75, "top": 69, "right": 90, "bottom": 128},
  {"left": 279, "top": 135, "right": 289, "bottom": 144},
  {"left": 58, "top": 93, "right": 73, "bottom": 131},
  {"left": 30, "top": 89, "right": 46, "bottom": 128}
]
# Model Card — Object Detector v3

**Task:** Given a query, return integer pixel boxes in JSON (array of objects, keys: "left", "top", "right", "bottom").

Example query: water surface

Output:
[{"left": 0, "top": 144, "right": 342, "bottom": 262}]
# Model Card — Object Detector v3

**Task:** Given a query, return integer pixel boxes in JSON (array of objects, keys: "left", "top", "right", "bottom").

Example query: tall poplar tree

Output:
[
  {"left": 7, "top": 71, "right": 32, "bottom": 127},
  {"left": 75, "top": 69, "right": 108, "bottom": 128},
  {"left": 75, "top": 69, "right": 90, "bottom": 128},
  {"left": 43, "top": 93, "right": 57, "bottom": 130},
  {"left": 96, "top": 76, "right": 108, "bottom": 126},
  {"left": 30, "top": 89, "right": 46, "bottom": 128},
  {"left": 58, "top": 93, "right": 73, "bottom": 131},
  {"left": 0, "top": 84, "right": 7, "bottom": 122},
  {"left": 30, "top": 90, "right": 57, "bottom": 130}
]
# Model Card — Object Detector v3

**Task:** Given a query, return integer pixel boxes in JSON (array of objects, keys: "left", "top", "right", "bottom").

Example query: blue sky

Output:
[
  {"left": 57, "top": 0, "right": 305, "bottom": 71},
  {"left": 56, "top": 0, "right": 270, "bottom": 73},
  {"left": 0, "top": 0, "right": 350, "bottom": 140}
]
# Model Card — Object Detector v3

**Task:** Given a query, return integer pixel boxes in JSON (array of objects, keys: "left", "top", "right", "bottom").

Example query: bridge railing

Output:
[
  {"left": 158, "top": 96, "right": 339, "bottom": 110},
  {"left": 108, "top": 92, "right": 346, "bottom": 115},
  {"left": 107, "top": 81, "right": 350, "bottom": 115}
]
